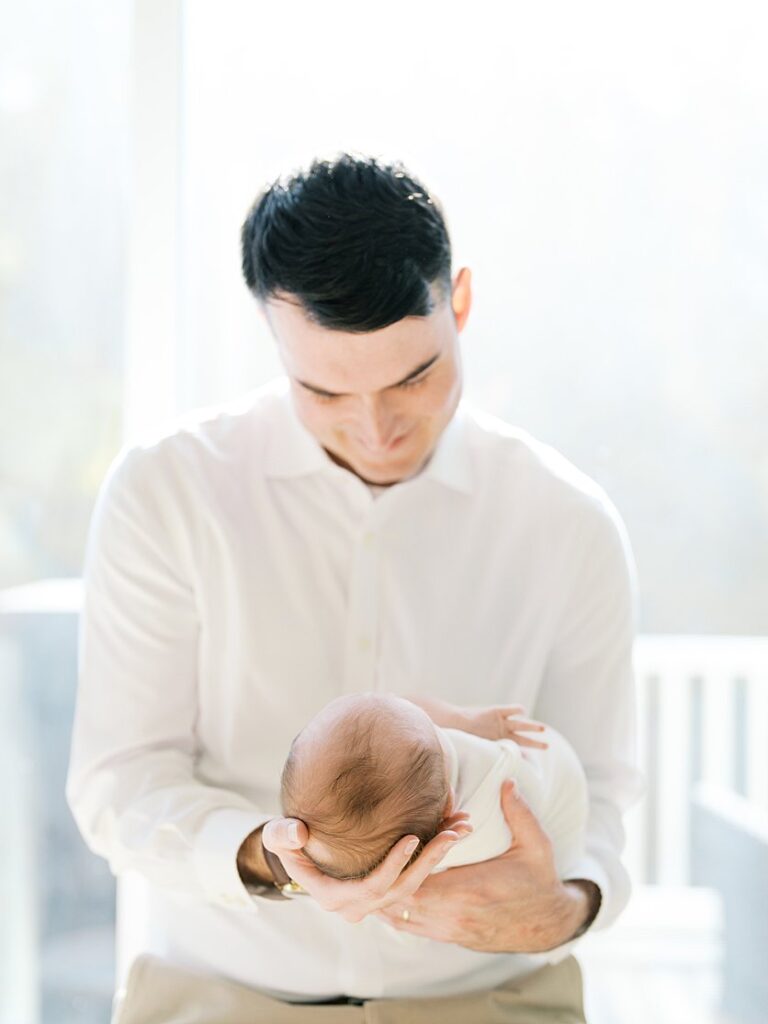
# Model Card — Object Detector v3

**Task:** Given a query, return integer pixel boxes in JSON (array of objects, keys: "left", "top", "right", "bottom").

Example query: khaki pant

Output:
[{"left": 113, "top": 954, "right": 587, "bottom": 1024}]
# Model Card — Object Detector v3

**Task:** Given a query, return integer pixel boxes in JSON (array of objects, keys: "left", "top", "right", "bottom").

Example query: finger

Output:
[
  {"left": 387, "top": 830, "right": 462, "bottom": 903},
  {"left": 375, "top": 908, "right": 412, "bottom": 929},
  {"left": 354, "top": 833, "right": 425, "bottom": 899},
  {"left": 512, "top": 735, "right": 549, "bottom": 749},
  {"left": 447, "top": 820, "right": 473, "bottom": 837},
  {"left": 500, "top": 779, "right": 549, "bottom": 849},
  {"left": 276, "top": 845, "right": 416, "bottom": 915},
  {"left": 500, "top": 705, "right": 526, "bottom": 717},
  {"left": 441, "top": 810, "right": 473, "bottom": 833},
  {"left": 374, "top": 910, "right": 412, "bottom": 933},
  {"left": 504, "top": 717, "right": 546, "bottom": 733},
  {"left": 261, "top": 817, "right": 309, "bottom": 853},
  {"left": 444, "top": 809, "right": 470, "bottom": 822},
  {"left": 374, "top": 909, "right": 436, "bottom": 940},
  {"left": 273, "top": 846, "right": 352, "bottom": 904}
]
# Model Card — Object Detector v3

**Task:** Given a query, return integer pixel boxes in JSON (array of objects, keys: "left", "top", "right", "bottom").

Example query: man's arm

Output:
[
  {"left": 236, "top": 824, "right": 274, "bottom": 886},
  {"left": 376, "top": 496, "right": 644, "bottom": 952},
  {"left": 533, "top": 496, "right": 646, "bottom": 936},
  {"left": 66, "top": 446, "right": 269, "bottom": 911}
]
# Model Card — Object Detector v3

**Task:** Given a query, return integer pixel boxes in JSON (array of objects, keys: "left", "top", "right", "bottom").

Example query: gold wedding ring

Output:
[{"left": 401, "top": 909, "right": 411, "bottom": 922}]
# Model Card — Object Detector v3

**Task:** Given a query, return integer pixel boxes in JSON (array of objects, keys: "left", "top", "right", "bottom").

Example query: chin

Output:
[{"left": 351, "top": 452, "right": 426, "bottom": 485}]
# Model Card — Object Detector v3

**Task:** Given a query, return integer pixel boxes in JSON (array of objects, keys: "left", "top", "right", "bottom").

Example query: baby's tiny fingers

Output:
[
  {"left": 505, "top": 717, "right": 546, "bottom": 732},
  {"left": 501, "top": 705, "right": 526, "bottom": 717},
  {"left": 513, "top": 735, "right": 549, "bottom": 749}
]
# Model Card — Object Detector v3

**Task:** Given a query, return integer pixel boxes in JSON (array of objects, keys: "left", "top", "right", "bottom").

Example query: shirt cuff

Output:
[
  {"left": 563, "top": 853, "right": 612, "bottom": 934},
  {"left": 192, "top": 808, "right": 272, "bottom": 910}
]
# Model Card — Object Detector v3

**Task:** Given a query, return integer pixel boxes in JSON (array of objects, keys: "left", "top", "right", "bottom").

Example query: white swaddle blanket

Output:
[{"left": 432, "top": 724, "right": 589, "bottom": 879}]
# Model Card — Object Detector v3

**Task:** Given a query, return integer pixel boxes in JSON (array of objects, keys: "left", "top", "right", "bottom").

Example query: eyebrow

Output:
[{"left": 297, "top": 352, "right": 441, "bottom": 398}]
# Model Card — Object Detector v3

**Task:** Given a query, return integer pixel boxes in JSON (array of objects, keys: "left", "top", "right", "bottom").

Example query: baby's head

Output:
[{"left": 280, "top": 693, "right": 452, "bottom": 880}]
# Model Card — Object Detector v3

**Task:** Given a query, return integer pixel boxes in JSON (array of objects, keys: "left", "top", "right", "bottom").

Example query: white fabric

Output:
[
  {"left": 435, "top": 726, "right": 588, "bottom": 880},
  {"left": 67, "top": 376, "right": 645, "bottom": 1001}
]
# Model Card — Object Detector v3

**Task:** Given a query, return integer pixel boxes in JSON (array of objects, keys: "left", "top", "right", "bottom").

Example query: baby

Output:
[{"left": 280, "top": 692, "right": 589, "bottom": 882}]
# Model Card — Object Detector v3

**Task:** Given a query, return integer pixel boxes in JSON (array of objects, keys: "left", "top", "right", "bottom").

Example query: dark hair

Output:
[
  {"left": 241, "top": 152, "right": 453, "bottom": 333},
  {"left": 281, "top": 703, "right": 450, "bottom": 880}
]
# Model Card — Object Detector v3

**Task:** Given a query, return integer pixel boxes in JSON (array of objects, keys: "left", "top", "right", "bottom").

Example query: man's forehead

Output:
[{"left": 264, "top": 292, "right": 453, "bottom": 395}]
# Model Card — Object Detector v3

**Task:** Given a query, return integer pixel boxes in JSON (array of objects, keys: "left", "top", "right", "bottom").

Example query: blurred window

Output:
[{"left": 2, "top": 2, "right": 767, "bottom": 1022}]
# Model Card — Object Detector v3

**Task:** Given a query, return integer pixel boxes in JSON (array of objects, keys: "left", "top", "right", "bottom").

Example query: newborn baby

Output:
[{"left": 280, "top": 693, "right": 589, "bottom": 882}]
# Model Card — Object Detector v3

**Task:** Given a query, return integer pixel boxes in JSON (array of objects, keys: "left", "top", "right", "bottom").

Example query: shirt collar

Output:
[
  {"left": 263, "top": 378, "right": 334, "bottom": 479},
  {"left": 419, "top": 401, "right": 474, "bottom": 495},
  {"left": 263, "top": 376, "right": 474, "bottom": 495}
]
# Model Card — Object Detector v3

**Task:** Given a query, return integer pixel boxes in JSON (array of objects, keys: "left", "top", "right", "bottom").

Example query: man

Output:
[{"left": 67, "top": 152, "right": 644, "bottom": 1023}]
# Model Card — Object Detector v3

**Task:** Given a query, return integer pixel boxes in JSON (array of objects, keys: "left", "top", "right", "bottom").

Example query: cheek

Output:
[
  {"left": 292, "top": 393, "right": 338, "bottom": 435},
  {"left": 415, "top": 374, "right": 460, "bottom": 419}
]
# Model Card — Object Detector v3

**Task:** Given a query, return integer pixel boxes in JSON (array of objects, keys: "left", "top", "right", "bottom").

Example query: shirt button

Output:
[
  {"left": 358, "top": 636, "right": 372, "bottom": 652},
  {"left": 363, "top": 531, "right": 375, "bottom": 548}
]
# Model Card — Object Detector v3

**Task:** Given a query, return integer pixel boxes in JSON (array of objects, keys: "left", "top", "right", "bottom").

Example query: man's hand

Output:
[
  {"left": 260, "top": 811, "right": 472, "bottom": 924},
  {"left": 376, "top": 779, "right": 598, "bottom": 953}
]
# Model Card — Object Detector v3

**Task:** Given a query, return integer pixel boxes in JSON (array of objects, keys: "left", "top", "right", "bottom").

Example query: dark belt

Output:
[{"left": 291, "top": 996, "right": 368, "bottom": 1006}]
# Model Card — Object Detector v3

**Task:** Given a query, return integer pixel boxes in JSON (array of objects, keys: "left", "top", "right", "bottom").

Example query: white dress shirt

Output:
[{"left": 67, "top": 376, "right": 645, "bottom": 1000}]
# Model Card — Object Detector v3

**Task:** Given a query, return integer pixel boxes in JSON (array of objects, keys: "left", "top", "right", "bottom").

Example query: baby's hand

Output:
[{"left": 460, "top": 705, "right": 549, "bottom": 748}]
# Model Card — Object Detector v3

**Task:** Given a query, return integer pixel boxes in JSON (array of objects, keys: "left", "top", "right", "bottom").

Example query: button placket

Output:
[
  {"left": 337, "top": 915, "right": 384, "bottom": 1000},
  {"left": 343, "top": 514, "right": 381, "bottom": 694}
]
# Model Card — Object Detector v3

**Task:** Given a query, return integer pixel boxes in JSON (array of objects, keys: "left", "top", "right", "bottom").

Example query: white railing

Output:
[{"left": 628, "top": 634, "right": 768, "bottom": 887}]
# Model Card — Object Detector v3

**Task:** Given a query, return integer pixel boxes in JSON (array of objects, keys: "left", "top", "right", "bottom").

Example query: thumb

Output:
[
  {"left": 500, "top": 779, "right": 546, "bottom": 850},
  {"left": 262, "top": 816, "right": 308, "bottom": 854}
]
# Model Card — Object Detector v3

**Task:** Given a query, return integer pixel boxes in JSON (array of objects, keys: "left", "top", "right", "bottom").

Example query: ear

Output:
[{"left": 451, "top": 267, "right": 472, "bottom": 333}]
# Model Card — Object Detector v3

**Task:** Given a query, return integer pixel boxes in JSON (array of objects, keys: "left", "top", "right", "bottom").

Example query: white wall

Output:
[{"left": 130, "top": 0, "right": 768, "bottom": 631}]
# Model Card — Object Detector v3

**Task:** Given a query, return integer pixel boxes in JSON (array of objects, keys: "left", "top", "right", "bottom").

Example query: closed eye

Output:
[
  {"left": 399, "top": 374, "right": 429, "bottom": 390},
  {"left": 301, "top": 366, "right": 432, "bottom": 401}
]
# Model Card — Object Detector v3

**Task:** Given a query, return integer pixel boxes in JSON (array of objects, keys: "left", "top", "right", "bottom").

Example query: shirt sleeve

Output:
[
  {"left": 532, "top": 496, "right": 646, "bottom": 939},
  {"left": 66, "top": 445, "right": 270, "bottom": 911}
]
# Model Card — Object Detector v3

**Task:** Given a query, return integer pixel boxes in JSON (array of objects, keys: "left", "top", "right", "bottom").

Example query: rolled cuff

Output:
[
  {"left": 563, "top": 853, "right": 615, "bottom": 934},
  {"left": 192, "top": 808, "right": 272, "bottom": 910}
]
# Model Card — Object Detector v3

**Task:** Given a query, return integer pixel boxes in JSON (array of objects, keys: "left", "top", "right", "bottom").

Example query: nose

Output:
[{"left": 357, "top": 395, "right": 400, "bottom": 450}]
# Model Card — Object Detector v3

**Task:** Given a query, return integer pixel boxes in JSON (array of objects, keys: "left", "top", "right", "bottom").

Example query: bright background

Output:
[{"left": 1, "top": 1, "right": 766, "bottom": 1022}]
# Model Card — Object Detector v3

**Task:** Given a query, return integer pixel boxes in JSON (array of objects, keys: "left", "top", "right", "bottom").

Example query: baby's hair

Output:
[{"left": 281, "top": 698, "right": 450, "bottom": 879}]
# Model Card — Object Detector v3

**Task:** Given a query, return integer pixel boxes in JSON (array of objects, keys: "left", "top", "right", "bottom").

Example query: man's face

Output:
[{"left": 263, "top": 270, "right": 472, "bottom": 486}]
